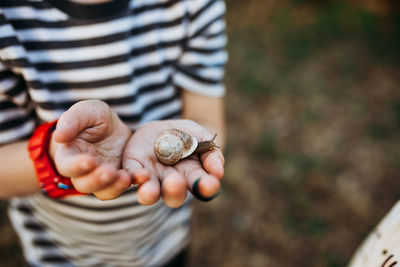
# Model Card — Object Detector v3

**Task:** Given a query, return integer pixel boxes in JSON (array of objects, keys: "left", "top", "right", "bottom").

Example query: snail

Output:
[{"left": 153, "top": 128, "right": 219, "bottom": 165}]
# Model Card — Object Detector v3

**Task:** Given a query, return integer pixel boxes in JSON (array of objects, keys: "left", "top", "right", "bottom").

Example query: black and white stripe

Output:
[{"left": 1, "top": 0, "right": 226, "bottom": 266}]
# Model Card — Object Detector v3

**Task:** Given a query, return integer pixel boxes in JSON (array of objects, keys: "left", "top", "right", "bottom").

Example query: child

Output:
[{"left": 0, "top": 0, "right": 227, "bottom": 266}]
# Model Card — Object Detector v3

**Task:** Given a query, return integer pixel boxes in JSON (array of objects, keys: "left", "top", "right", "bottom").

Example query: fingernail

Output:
[{"left": 192, "top": 178, "right": 220, "bottom": 202}]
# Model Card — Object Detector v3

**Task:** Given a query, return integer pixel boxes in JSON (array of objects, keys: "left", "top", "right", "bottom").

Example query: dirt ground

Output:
[
  {"left": 190, "top": 1, "right": 400, "bottom": 266},
  {"left": 2, "top": 0, "right": 400, "bottom": 266}
]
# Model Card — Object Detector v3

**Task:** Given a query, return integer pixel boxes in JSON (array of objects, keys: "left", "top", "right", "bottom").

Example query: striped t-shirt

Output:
[{"left": 0, "top": 0, "right": 227, "bottom": 266}]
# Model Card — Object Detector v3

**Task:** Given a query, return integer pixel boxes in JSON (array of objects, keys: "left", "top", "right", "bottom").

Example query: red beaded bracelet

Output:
[{"left": 27, "top": 120, "right": 84, "bottom": 198}]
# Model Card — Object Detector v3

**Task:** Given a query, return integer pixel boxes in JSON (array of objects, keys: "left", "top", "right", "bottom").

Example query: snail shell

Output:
[{"left": 153, "top": 129, "right": 198, "bottom": 165}]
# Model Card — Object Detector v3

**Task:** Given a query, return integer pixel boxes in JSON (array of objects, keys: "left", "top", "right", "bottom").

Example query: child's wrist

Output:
[{"left": 27, "top": 121, "right": 84, "bottom": 198}]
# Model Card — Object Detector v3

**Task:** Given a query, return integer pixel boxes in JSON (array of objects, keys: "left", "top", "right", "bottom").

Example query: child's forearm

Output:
[
  {"left": 181, "top": 91, "right": 226, "bottom": 150},
  {"left": 0, "top": 140, "right": 40, "bottom": 199}
]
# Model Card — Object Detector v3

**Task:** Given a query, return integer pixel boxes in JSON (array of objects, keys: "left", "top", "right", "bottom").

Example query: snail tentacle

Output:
[{"left": 193, "top": 134, "right": 219, "bottom": 155}]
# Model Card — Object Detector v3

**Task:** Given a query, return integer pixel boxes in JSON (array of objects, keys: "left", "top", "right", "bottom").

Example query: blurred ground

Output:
[
  {"left": 191, "top": 0, "right": 400, "bottom": 266},
  {"left": 2, "top": 0, "right": 400, "bottom": 266}
]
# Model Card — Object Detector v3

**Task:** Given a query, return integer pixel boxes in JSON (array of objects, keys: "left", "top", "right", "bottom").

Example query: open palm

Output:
[
  {"left": 51, "top": 100, "right": 132, "bottom": 200},
  {"left": 123, "top": 119, "right": 224, "bottom": 208}
]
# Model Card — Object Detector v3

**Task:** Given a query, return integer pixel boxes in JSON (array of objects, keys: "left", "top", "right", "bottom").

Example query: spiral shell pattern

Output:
[{"left": 153, "top": 129, "right": 198, "bottom": 165}]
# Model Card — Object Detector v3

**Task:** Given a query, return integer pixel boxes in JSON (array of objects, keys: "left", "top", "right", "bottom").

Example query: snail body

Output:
[{"left": 153, "top": 129, "right": 218, "bottom": 165}]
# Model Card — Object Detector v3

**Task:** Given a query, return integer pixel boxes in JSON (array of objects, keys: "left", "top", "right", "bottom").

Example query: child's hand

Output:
[
  {"left": 50, "top": 100, "right": 132, "bottom": 200},
  {"left": 122, "top": 120, "right": 225, "bottom": 208}
]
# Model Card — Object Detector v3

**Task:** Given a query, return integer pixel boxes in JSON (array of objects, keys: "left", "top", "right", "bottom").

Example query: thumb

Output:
[
  {"left": 53, "top": 100, "right": 111, "bottom": 143},
  {"left": 53, "top": 119, "right": 81, "bottom": 144}
]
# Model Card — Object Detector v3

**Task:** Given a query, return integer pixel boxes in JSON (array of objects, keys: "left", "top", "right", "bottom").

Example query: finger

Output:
[
  {"left": 71, "top": 164, "right": 119, "bottom": 194},
  {"left": 191, "top": 175, "right": 221, "bottom": 202},
  {"left": 54, "top": 149, "right": 97, "bottom": 178},
  {"left": 93, "top": 170, "right": 132, "bottom": 200},
  {"left": 161, "top": 171, "right": 187, "bottom": 208},
  {"left": 136, "top": 177, "right": 161, "bottom": 206},
  {"left": 176, "top": 160, "right": 221, "bottom": 201},
  {"left": 54, "top": 100, "right": 109, "bottom": 143},
  {"left": 123, "top": 159, "right": 150, "bottom": 184},
  {"left": 53, "top": 119, "right": 82, "bottom": 144},
  {"left": 200, "top": 150, "right": 225, "bottom": 179},
  {"left": 132, "top": 168, "right": 151, "bottom": 185}
]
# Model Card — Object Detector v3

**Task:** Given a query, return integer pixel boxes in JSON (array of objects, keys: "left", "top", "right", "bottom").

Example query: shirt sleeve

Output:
[
  {"left": 0, "top": 11, "right": 35, "bottom": 145},
  {"left": 173, "top": 0, "right": 228, "bottom": 97}
]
